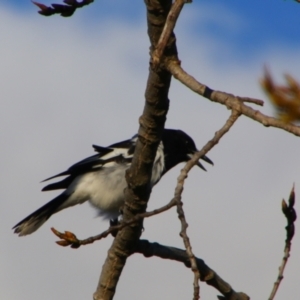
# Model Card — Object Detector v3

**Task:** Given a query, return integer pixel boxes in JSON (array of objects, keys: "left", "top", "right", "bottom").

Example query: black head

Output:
[{"left": 162, "top": 129, "right": 213, "bottom": 173}]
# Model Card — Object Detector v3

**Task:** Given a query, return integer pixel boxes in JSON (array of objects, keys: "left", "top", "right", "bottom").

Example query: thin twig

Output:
[
  {"left": 52, "top": 198, "right": 177, "bottom": 248},
  {"left": 268, "top": 186, "right": 297, "bottom": 300},
  {"left": 152, "top": 0, "right": 186, "bottom": 68},
  {"left": 166, "top": 60, "right": 300, "bottom": 136},
  {"left": 236, "top": 96, "right": 264, "bottom": 106},
  {"left": 174, "top": 110, "right": 241, "bottom": 300},
  {"left": 176, "top": 197, "right": 201, "bottom": 300}
]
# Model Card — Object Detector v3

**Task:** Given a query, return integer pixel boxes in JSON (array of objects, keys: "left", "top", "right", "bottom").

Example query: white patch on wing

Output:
[
  {"left": 151, "top": 141, "right": 164, "bottom": 185},
  {"left": 100, "top": 148, "right": 132, "bottom": 160},
  {"left": 95, "top": 135, "right": 137, "bottom": 167},
  {"left": 130, "top": 135, "right": 138, "bottom": 143}
]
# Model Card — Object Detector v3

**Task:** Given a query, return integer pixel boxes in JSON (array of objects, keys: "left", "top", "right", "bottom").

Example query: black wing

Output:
[
  {"left": 41, "top": 153, "right": 107, "bottom": 191},
  {"left": 41, "top": 138, "right": 136, "bottom": 191},
  {"left": 42, "top": 153, "right": 107, "bottom": 182}
]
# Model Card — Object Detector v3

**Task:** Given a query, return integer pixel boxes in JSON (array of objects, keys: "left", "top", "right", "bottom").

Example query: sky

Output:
[{"left": 1, "top": 0, "right": 300, "bottom": 299}]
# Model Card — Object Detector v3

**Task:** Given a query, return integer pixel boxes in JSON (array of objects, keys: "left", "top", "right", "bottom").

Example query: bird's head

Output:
[{"left": 162, "top": 129, "right": 213, "bottom": 171}]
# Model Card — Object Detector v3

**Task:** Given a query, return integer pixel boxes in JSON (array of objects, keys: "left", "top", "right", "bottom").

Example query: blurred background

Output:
[{"left": 1, "top": 0, "right": 300, "bottom": 299}]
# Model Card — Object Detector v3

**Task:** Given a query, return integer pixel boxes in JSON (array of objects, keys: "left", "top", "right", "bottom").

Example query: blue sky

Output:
[
  {"left": 5, "top": 0, "right": 300, "bottom": 52},
  {"left": 1, "top": 1, "right": 300, "bottom": 300}
]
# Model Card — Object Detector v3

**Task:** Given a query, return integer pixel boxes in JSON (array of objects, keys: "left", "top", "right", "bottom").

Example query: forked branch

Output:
[
  {"left": 135, "top": 240, "right": 249, "bottom": 300},
  {"left": 166, "top": 60, "right": 300, "bottom": 136},
  {"left": 93, "top": 1, "right": 177, "bottom": 299},
  {"left": 152, "top": 0, "right": 187, "bottom": 68},
  {"left": 174, "top": 110, "right": 241, "bottom": 299}
]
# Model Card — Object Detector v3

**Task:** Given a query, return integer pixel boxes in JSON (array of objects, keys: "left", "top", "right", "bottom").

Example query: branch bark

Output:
[
  {"left": 152, "top": 0, "right": 186, "bottom": 67},
  {"left": 166, "top": 60, "right": 300, "bottom": 136},
  {"left": 135, "top": 240, "right": 249, "bottom": 300},
  {"left": 93, "top": 1, "right": 178, "bottom": 299}
]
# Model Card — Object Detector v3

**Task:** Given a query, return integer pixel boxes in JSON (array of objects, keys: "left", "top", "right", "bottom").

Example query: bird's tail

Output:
[{"left": 13, "top": 193, "right": 68, "bottom": 236}]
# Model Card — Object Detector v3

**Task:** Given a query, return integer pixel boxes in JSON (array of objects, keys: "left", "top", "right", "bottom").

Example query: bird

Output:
[{"left": 13, "top": 129, "right": 213, "bottom": 236}]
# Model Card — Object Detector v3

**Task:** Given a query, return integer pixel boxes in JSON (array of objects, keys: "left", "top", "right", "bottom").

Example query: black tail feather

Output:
[{"left": 13, "top": 193, "right": 68, "bottom": 236}]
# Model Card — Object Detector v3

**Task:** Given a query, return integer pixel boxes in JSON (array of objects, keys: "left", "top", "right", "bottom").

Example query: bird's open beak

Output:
[{"left": 187, "top": 153, "right": 213, "bottom": 171}]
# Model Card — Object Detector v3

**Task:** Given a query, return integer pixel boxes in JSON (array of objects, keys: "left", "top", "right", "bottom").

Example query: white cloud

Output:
[{"left": 1, "top": 4, "right": 299, "bottom": 300}]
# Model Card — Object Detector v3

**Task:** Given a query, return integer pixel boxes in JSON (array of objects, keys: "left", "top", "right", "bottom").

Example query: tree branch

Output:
[
  {"left": 173, "top": 110, "right": 240, "bottom": 299},
  {"left": 51, "top": 198, "right": 177, "bottom": 248},
  {"left": 152, "top": 0, "right": 186, "bottom": 68},
  {"left": 93, "top": 1, "right": 178, "bottom": 299},
  {"left": 268, "top": 186, "right": 297, "bottom": 300},
  {"left": 135, "top": 240, "right": 249, "bottom": 300},
  {"left": 166, "top": 60, "right": 300, "bottom": 136}
]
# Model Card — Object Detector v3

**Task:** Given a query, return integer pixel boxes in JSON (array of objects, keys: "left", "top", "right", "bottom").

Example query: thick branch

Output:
[
  {"left": 135, "top": 240, "right": 249, "bottom": 300},
  {"left": 166, "top": 60, "right": 300, "bottom": 136},
  {"left": 93, "top": 1, "right": 178, "bottom": 299}
]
